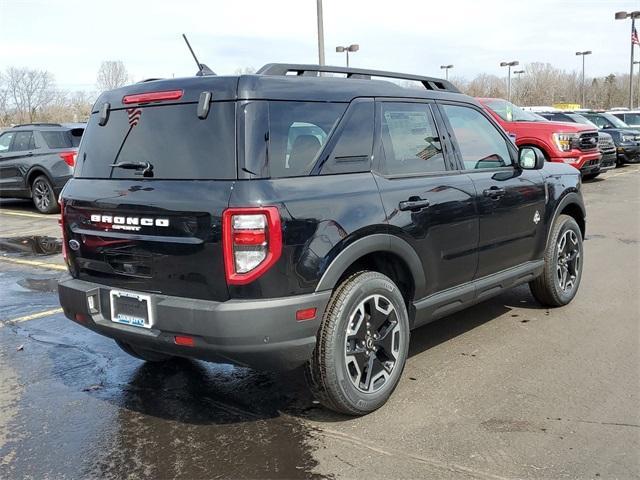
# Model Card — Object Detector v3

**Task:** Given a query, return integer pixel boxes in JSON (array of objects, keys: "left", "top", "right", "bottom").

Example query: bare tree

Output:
[
  {"left": 5, "top": 67, "right": 56, "bottom": 123},
  {"left": 96, "top": 61, "right": 130, "bottom": 92},
  {"left": 0, "top": 72, "right": 9, "bottom": 125}
]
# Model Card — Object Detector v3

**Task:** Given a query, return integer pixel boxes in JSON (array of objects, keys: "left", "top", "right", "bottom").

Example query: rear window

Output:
[{"left": 76, "top": 102, "right": 236, "bottom": 179}]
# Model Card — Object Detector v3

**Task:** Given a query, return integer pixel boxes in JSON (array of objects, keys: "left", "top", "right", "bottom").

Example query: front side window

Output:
[
  {"left": 441, "top": 104, "right": 513, "bottom": 170},
  {"left": 0, "top": 132, "right": 14, "bottom": 152},
  {"left": 10, "top": 131, "right": 34, "bottom": 152},
  {"left": 379, "top": 102, "right": 446, "bottom": 175}
]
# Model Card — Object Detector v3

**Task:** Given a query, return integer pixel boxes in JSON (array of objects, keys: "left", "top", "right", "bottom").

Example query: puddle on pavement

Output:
[
  {"left": 0, "top": 236, "right": 62, "bottom": 256},
  {"left": 0, "top": 330, "right": 325, "bottom": 479},
  {"left": 17, "top": 277, "right": 59, "bottom": 293}
]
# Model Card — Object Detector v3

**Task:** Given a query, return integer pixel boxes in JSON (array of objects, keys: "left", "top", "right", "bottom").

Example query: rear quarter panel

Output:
[{"left": 227, "top": 173, "right": 387, "bottom": 299}]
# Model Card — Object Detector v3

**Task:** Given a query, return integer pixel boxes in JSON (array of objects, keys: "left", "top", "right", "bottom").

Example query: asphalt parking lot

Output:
[{"left": 0, "top": 167, "right": 638, "bottom": 479}]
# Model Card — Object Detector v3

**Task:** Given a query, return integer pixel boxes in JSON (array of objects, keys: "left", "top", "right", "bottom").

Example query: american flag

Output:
[{"left": 633, "top": 26, "right": 640, "bottom": 46}]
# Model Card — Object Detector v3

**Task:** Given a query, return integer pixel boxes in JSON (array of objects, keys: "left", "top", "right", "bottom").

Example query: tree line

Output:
[{"left": 0, "top": 60, "right": 638, "bottom": 127}]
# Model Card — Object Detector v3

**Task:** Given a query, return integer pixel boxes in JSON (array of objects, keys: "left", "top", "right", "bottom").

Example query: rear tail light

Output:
[
  {"left": 59, "top": 151, "right": 77, "bottom": 167},
  {"left": 122, "top": 89, "right": 183, "bottom": 104},
  {"left": 222, "top": 207, "right": 282, "bottom": 285}
]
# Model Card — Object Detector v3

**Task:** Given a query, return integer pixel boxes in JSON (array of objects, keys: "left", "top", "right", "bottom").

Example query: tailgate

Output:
[{"left": 62, "top": 179, "right": 233, "bottom": 301}]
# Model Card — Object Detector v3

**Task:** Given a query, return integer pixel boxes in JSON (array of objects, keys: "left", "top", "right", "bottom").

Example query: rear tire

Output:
[
  {"left": 529, "top": 214, "right": 583, "bottom": 307},
  {"left": 115, "top": 340, "right": 174, "bottom": 362},
  {"left": 31, "top": 175, "right": 59, "bottom": 214},
  {"left": 307, "top": 271, "right": 410, "bottom": 416}
]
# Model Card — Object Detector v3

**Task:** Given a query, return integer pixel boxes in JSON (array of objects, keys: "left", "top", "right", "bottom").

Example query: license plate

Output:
[{"left": 110, "top": 290, "right": 153, "bottom": 329}]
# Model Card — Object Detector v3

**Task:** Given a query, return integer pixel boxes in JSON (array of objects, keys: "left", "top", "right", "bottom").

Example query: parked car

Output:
[
  {"left": 537, "top": 111, "right": 617, "bottom": 177},
  {"left": 0, "top": 123, "right": 85, "bottom": 213},
  {"left": 579, "top": 112, "right": 640, "bottom": 165},
  {"left": 478, "top": 98, "right": 601, "bottom": 176},
  {"left": 607, "top": 110, "right": 640, "bottom": 128},
  {"left": 58, "top": 64, "right": 586, "bottom": 415}
]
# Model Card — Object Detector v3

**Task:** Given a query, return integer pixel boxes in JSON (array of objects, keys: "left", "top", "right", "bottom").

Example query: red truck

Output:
[{"left": 478, "top": 98, "right": 602, "bottom": 177}]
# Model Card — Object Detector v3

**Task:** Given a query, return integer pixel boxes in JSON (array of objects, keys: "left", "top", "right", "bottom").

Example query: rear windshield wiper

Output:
[{"left": 110, "top": 161, "right": 154, "bottom": 177}]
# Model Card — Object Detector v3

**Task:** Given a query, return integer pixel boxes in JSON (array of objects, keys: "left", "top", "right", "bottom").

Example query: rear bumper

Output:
[{"left": 58, "top": 275, "right": 330, "bottom": 371}]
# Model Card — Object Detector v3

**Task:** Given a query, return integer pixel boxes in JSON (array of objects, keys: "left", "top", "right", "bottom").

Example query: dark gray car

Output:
[{"left": 0, "top": 123, "right": 84, "bottom": 213}]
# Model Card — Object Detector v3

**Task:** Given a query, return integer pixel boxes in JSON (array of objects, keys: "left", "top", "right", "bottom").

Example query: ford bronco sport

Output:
[{"left": 58, "top": 64, "right": 586, "bottom": 415}]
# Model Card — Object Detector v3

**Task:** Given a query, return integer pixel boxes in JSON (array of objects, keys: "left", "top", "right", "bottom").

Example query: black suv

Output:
[
  {"left": 537, "top": 111, "right": 617, "bottom": 177},
  {"left": 0, "top": 123, "right": 84, "bottom": 213},
  {"left": 579, "top": 112, "right": 640, "bottom": 165},
  {"left": 58, "top": 64, "right": 586, "bottom": 415}
]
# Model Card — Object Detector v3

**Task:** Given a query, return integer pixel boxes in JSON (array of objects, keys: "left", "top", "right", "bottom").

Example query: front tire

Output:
[
  {"left": 308, "top": 271, "right": 410, "bottom": 416},
  {"left": 529, "top": 214, "right": 583, "bottom": 307},
  {"left": 31, "top": 175, "right": 59, "bottom": 214},
  {"left": 582, "top": 172, "right": 599, "bottom": 181},
  {"left": 115, "top": 340, "right": 174, "bottom": 362}
]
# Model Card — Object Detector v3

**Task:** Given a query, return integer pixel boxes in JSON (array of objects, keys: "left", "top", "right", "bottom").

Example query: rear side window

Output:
[
  {"left": 267, "top": 101, "right": 346, "bottom": 178},
  {"left": 11, "top": 131, "right": 35, "bottom": 152},
  {"left": 320, "top": 100, "right": 374, "bottom": 175},
  {"left": 441, "top": 104, "right": 513, "bottom": 170},
  {"left": 76, "top": 103, "right": 236, "bottom": 179},
  {"left": 41, "top": 130, "right": 73, "bottom": 149},
  {"left": 379, "top": 102, "right": 446, "bottom": 175}
]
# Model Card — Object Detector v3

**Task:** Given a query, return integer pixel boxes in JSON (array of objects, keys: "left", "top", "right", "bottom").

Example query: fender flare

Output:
[
  {"left": 315, "top": 233, "right": 426, "bottom": 298},
  {"left": 547, "top": 191, "right": 586, "bottom": 245}
]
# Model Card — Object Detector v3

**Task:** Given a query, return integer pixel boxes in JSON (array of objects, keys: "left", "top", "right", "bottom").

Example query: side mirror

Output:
[{"left": 518, "top": 147, "right": 545, "bottom": 170}]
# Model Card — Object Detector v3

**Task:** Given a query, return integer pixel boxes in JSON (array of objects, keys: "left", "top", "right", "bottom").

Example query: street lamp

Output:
[
  {"left": 336, "top": 44, "right": 359, "bottom": 67},
  {"left": 615, "top": 10, "right": 640, "bottom": 108},
  {"left": 500, "top": 60, "right": 519, "bottom": 102},
  {"left": 635, "top": 60, "right": 640, "bottom": 108},
  {"left": 513, "top": 70, "right": 525, "bottom": 103},
  {"left": 440, "top": 64, "right": 454, "bottom": 81},
  {"left": 576, "top": 51, "right": 592, "bottom": 108}
]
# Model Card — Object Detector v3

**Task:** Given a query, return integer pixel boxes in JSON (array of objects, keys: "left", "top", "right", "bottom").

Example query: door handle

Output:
[
  {"left": 399, "top": 198, "right": 430, "bottom": 212},
  {"left": 25, "top": 152, "right": 34, "bottom": 157},
  {"left": 483, "top": 187, "right": 506, "bottom": 199}
]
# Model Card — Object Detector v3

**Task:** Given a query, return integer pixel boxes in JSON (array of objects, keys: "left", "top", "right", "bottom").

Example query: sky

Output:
[{"left": 0, "top": 0, "right": 638, "bottom": 92}]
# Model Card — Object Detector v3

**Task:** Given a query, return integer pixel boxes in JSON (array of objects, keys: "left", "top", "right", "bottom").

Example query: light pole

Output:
[
  {"left": 513, "top": 70, "right": 525, "bottom": 104},
  {"left": 615, "top": 10, "right": 640, "bottom": 108},
  {"left": 440, "top": 64, "right": 454, "bottom": 81},
  {"left": 336, "top": 44, "right": 359, "bottom": 67},
  {"left": 500, "top": 60, "right": 519, "bottom": 102},
  {"left": 575, "top": 51, "right": 592, "bottom": 108},
  {"left": 316, "top": 0, "right": 325, "bottom": 66},
  {"left": 635, "top": 60, "right": 640, "bottom": 108}
]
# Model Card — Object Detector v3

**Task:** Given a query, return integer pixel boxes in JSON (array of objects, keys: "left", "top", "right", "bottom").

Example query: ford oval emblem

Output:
[{"left": 68, "top": 239, "right": 80, "bottom": 251}]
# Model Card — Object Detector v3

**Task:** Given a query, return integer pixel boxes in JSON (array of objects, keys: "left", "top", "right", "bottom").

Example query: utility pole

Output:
[
  {"left": 316, "top": 0, "right": 325, "bottom": 66},
  {"left": 440, "top": 64, "right": 454, "bottom": 81}
]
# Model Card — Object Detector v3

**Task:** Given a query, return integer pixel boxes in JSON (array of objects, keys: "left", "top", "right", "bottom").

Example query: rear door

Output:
[
  {"left": 0, "top": 130, "right": 35, "bottom": 192},
  {"left": 373, "top": 99, "right": 478, "bottom": 298},
  {"left": 438, "top": 102, "right": 546, "bottom": 278},
  {"left": 62, "top": 99, "right": 237, "bottom": 302}
]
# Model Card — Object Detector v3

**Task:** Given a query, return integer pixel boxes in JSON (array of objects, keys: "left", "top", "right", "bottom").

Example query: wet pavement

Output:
[{"left": 0, "top": 168, "right": 639, "bottom": 479}]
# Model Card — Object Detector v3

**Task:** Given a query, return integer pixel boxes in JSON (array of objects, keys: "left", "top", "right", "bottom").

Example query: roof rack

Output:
[
  {"left": 12, "top": 123, "right": 62, "bottom": 128},
  {"left": 256, "top": 63, "right": 460, "bottom": 93}
]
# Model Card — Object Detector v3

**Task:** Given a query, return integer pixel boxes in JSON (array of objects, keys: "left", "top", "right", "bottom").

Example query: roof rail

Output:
[
  {"left": 12, "top": 122, "right": 62, "bottom": 128},
  {"left": 256, "top": 63, "right": 460, "bottom": 93}
]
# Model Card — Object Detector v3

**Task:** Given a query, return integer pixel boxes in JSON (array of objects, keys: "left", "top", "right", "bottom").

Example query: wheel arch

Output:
[
  {"left": 26, "top": 166, "right": 54, "bottom": 193},
  {"left": 549, "top": 192, "right": 586, "bottom": 242},
  {"left": 315, "top": 234, "right": 426, "bottom": 305}
]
